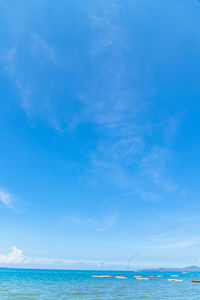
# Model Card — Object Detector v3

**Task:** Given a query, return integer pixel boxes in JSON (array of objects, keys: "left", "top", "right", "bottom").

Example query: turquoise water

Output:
[{"left": 0, "top": 269, "right": 200, "bottom": 299}]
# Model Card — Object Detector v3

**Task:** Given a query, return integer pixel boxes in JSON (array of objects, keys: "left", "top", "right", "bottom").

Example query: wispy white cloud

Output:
[
  {"left": 0, "top": 43, "right": 34, "bottom": 114},
  {"left": 96, "top": 214, "right": 118, "bottom": 232},
  {"left": 140, "top": 146, "right": 177, "bottom": 193},
  {"left": 0, "top": 187, "right": 14, "bottom": 207},
  {"left": 0, "top": 44, "right": 17, "bottom": 66},
  {"left": 0, "top": 34, "right": 57, "bottom": 114},
  {"left": 0, "top": 0, "right": 184, "bottom": 204},
  {"left": 62, "top": 212, "right": 118, "bottom": 232},
  {"left": 31, "top": 33, "right": 58, "bottom": 67},
  {"left": 76, "top": 1, "right": 183, "bottom": 200},
  {"left": 164, "top": 113, "right": 184, "bottom": 142}
]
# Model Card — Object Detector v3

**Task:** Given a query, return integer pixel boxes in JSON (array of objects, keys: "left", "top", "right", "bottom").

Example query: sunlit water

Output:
[{"left": 0, "top": 269, "right": 200, "bottom": 299}]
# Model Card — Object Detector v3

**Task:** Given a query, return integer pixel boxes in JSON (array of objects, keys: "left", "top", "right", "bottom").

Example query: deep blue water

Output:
[{"left": 0, "top": 268, "right": 200, "bottom": 299}]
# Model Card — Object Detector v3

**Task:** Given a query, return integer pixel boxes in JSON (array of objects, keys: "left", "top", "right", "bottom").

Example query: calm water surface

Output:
[{"left": 0, "top": 269, "right": 200, "bottom": 299}]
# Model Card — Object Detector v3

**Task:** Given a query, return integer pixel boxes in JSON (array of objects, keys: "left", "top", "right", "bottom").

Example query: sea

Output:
[{"left": 0, "top": 268, "right": 200, "bottom": 299}]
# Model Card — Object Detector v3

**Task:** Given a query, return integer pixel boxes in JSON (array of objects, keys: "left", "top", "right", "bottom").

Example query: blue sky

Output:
[{"left": 1, "top": 0, "right": 200, "bottom": 269}]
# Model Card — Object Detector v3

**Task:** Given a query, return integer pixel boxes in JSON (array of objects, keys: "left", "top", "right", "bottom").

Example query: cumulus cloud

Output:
[{"left": 0, "top": 247, "right": 27, "bottom": 264}]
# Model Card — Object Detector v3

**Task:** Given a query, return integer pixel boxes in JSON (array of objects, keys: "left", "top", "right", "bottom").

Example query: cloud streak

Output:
[
  {"left": 62, "top": 212, "right": 118, "bottom": 232},
  {"left": 0, "top": 188, "right": 14, "bottom": 207}
]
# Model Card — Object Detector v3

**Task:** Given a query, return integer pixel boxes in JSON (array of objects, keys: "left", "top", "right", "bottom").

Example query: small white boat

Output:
[
  {"left": 168, "top": 279, "right": 183, "bottom": 282},
  {"left": 92, "top": 275, "right": 113, "bottom": 278},
  {"left": 136, "top": 277, "right": 149, "bottom": 280}
]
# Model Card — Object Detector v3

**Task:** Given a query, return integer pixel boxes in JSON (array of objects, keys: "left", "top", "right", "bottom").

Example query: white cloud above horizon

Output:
[
  {"left": 0, "top": 247, "right": 27, "bottom": 264},
  {"left": 1, "top": 245, "right": 200, "bottom": 270}
]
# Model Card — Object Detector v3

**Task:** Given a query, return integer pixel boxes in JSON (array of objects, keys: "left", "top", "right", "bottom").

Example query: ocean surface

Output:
[{"left": 0, "top": 268, "right": 200, "bottom": 299}]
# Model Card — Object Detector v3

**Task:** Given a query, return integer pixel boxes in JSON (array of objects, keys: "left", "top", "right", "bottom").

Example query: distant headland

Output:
[{"left": 140, "top": 266, "right": 200, "bottom": 272}]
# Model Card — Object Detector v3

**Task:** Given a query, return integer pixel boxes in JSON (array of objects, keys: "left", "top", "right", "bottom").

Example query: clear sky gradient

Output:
[{"left": 1, "top": 0, "right": 200, "bottom": 269}]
